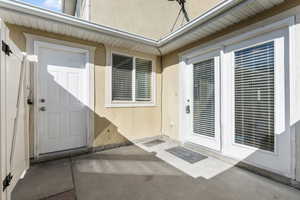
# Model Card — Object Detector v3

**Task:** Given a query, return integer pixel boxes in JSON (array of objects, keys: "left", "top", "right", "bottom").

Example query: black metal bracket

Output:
[
  {"left": 27, "top": 98, "right": 34, "bottom": 105},
  {"left": 2, "top": 41, "right": 12, "bottom": 56},
  {"left": 168, "top": 0, "right": 190, "bottom": 22},
  {"left": 2, "top": 173, "right": 13, "bottom": 192}
]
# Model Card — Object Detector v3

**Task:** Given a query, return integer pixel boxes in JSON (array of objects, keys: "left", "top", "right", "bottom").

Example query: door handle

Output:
[
  {"left": 186, "top": 105, "right": 190, "bottom": 114},
  {"left": 39, "top": 106, "right": 46, "bottom": 111}
]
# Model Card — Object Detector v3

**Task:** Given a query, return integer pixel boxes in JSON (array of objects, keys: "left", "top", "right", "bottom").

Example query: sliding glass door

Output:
[{"left": 182, "top": 27, "right": 292, "bottom": 176}]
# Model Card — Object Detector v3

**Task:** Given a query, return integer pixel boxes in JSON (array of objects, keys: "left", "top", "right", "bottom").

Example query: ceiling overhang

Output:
[{"left": 0, "top": 0, "right": 285, "bottom": 55}]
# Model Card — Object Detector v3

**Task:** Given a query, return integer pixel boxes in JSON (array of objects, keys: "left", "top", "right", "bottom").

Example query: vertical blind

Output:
[
  {"left": 234, "top": 41, "right": 275, "bottom": 152},
  {"left": 112, "top": 54, "right": 133, "bottom": 101},
  {"left": 135, "top": 58, "right": 152, "bottom": 101},
  {"left": 112, "top": 54, "right": 152, "bottom": 102},
  {"left": 193, "top": 59, "right": 215, "bottom": 137}
]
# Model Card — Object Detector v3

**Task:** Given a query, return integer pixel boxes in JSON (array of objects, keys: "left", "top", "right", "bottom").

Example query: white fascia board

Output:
[{"left": 0, "top": 0, "right": 283, "bottom": 54}]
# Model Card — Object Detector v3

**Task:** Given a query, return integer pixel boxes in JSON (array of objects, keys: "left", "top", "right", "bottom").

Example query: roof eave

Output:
[{"left": 0, "top": 0, "right": 285, "bottom": 55}]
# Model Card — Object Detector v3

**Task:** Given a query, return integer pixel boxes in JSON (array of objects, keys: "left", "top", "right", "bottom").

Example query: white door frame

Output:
[
  {"left": 182, "top": 50, "right": 221, "bottom": 151},
  {"left": 178, "top": 17, "right": 296, "bottom": 178},
  {"left": 25, "top": 34, "right": 95, "bottom": 158}
]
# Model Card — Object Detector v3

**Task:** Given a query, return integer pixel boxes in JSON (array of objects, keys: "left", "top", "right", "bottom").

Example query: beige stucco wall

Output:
[
  {"left": 4, "top": 0, "right": 300, "bottom": 182},
  {"left": 161, "top": 0, "right": 300, "bottom": 181},
  {"left": 90, "top": 0, "right": 222, "bottom": 39},
  {"left": 6, "top": 24, "right": 162, "bottom": 157}
]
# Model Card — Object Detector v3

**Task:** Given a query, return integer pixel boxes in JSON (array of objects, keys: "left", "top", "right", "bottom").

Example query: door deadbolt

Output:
[{"left": 40, "top": 98, "right": 45, "bottom": 103}]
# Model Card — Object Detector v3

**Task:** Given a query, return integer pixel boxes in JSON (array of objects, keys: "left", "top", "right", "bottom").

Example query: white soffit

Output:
[
  {"left": 0, "top": 0, "right": 285, "bottom": 55},
  {"left": 159, "top": 0, "right": 285, "bottom": 54}
]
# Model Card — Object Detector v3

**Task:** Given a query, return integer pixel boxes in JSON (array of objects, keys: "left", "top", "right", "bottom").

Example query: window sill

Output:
[{"left": 104, "top": 103, "right": 157, "bottom": 108}]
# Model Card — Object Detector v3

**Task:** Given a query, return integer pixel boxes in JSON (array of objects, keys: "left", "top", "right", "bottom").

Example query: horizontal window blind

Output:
[
  {"left": 112, "top": 54, "right": 133, "bottom": 101},
  {"left": 135, "top": 58, "right": 152, "bottom": 102},
  {"left": 193, "top": 59, "right": 215, "bottom": 137},
  {"left": 234, "top": 41, "right": 275, "bottom": 152}
]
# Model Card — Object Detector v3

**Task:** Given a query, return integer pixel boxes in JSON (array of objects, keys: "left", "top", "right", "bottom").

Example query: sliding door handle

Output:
[{"left": 186, "top": 105, "right": 190, "bottom": 114}]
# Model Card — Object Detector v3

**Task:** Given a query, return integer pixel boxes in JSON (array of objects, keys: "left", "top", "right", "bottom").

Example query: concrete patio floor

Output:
[{"left": 12, "top": 145, "right": 300, "bottom": 200}]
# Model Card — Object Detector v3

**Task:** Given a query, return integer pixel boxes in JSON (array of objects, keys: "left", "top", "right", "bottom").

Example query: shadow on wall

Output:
[
  {"left": 160, "top": 1, "right": 300, "bottom": 181},
  {"left": 93, "top": 114, "right": 129, "bottom": 148},
  {"left": 161, "top": 44, "right": 299, "bottom": 183},
  {"left": 6, "top": 23, "right": 163, "bottom": 157},
  {"left": 31, "top": 50, "right": 130, "bottom": 155},
  {"left": 7, "top": 21, "right": 299, "bottom": 183},
  {"left": 6, "top": 22, "right": 165, "bottom": 157}
]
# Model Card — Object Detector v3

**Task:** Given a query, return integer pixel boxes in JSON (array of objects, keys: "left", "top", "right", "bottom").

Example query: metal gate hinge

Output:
[
  {"left": 27, "top": 98, "right": 33, "bottom": 105},
  {"left": 1, "top": 41, "right": 12, "bottom": 56},
  {"left": 2, "top": 173, "right": 13, "bottom": 191}
]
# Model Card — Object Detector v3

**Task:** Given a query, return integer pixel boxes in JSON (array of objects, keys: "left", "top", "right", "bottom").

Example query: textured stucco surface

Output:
[
  {"left": 4, "top": 0, "right": 300, "bottom": 183},
  {"left": 6, "top": 24, "right": 162, "bottom": 158},
  {"left": 90, "top": 0, "right": 222, "bottom": 39}
]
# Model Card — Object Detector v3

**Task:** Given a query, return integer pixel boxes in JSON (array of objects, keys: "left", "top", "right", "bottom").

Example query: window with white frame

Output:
[
  {"left": 234, "top": 41, "right": 275, "bottom": 152},
  {"left": 111, "top": 53, "right": 153, "bottom": 104}
]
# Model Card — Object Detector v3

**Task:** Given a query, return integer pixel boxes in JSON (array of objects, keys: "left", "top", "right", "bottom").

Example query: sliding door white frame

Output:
[{"left": 179, "top": 17, "right": 296, "bottom": 178}]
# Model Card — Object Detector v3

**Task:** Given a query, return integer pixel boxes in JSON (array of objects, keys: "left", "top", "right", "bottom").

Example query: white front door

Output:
[
  {"left": 36, "top": 42, "right": 89, "bottom": 154},
  {"left": 185, "top": 51, "right": 221, "bottom": 151}
]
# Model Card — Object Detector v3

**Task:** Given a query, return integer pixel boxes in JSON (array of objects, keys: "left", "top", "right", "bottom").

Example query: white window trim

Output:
[
  {"left": 222, "top": 30, "right": 290, "bottom": 176},
  {"left": 226, "top": 34, "right": 283, "bottom": 156},
  {"left": 105, "top": 48, "right": 156, "bottom": 108}
]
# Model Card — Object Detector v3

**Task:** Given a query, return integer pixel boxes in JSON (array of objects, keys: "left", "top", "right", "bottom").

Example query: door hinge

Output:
[
  {"left": 27, "top": 98, "right": 33, "bottom": 105},
  {"left": 2, "top": 173, "right": 13, "bottom": 191},
  {"left": 1, "top": 41, "right": 12, "bottom": 56}
]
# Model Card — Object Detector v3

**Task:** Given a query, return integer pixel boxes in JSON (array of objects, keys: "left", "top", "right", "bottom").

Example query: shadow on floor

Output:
[{"left": 12, "top": 145, "right": 300, "bottom": 200}]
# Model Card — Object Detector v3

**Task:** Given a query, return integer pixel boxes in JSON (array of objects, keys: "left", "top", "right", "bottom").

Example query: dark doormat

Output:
[
  {"left": 143, "top": 139, "right": 165, "bottom": 147},
  {"left": 165, "top": 146, "right": 208, "bottom": 164}
]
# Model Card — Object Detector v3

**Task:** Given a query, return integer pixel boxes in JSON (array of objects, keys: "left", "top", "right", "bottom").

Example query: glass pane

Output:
[
  {"left": 112, "top": 54, "right": 133, "bottom": 101},
  {"left": 135, "top": 58, "right": 152, "bottom": 102},
  {"left": 234, "top": 41, "right": 275, "bottom": 152},
  {"left": 193, "top": 59, "right": 215, "bottom": 137}
]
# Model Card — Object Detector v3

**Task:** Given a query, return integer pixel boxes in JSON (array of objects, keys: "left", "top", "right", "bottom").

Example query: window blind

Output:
[
  {"left": 193, "top": 59, "right": 215, "bottom": 137},
  {"left": 234, "top": 41, "right": 275, "bottom": 152},
  {"left": 135, "top": 58, "right": 152, "bottom": 102},
  {"left": 112, "top": 54, "right": 133, "bottom": 101}
]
